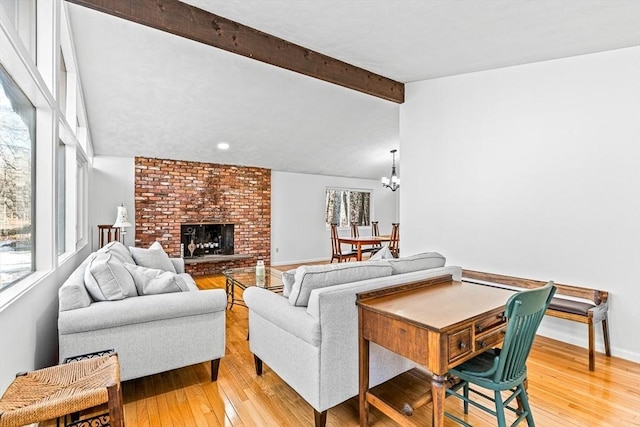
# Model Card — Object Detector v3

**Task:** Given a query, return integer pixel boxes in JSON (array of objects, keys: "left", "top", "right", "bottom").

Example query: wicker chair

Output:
[{"left": 0, "top": 353, "right": 124, "bottom": 427}]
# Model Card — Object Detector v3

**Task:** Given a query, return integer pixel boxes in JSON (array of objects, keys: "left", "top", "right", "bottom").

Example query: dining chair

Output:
[
  {"left": 370, "top": 221, "right": 382, "bottom": 251},
  {"left": 445, "top": 281, "right": 557, "bottom": 427},
  {"left": 389, "top": 223, "right": 400, "bottom": 258},
  {"left": 350, "top": 221, "right": 376, "bottom": 257},
  {"left": 330, "top": 223, "right": 357, "bottom": 263},
  {"left": 98, "top": 225, "right": 120, "bottom": 248}
]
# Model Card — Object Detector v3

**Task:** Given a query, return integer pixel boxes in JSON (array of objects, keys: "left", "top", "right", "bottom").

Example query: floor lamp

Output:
[{"left": 113, "top": 203, "right": 132, "bottom": 245}]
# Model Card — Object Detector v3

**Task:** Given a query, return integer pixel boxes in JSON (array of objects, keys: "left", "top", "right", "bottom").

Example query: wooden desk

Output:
[
  {"left": 356, "top": 275, "right": 515, "bottom": 427},
  {"left": 338, "top": 235, "right": 391, "bottom": 261}
]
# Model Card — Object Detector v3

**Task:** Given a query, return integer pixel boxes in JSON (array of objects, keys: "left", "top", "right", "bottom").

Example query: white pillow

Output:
[
  {"left": 387, "top": 252, "right": 446, "bottom": 275},
  {"left": 98, "top": 241, "right": 135, "bottom": 264},
  {"left": 368, "top": 245, "right": 394, "bottom": 261},
  {"left": 84, "top": 252, "right": 138, "bottom": 301},
  {"left": 282, "top": 269, "right": 296, "bottom": 297},
  {"left": 289, "top": 261, "right": 392, "bottom": 307},
  {"left": 129, "top": 241, "right": 177, "bottom": 273},
  {"left": 124, "top": 263, "right": 190, "bottom": 295}
]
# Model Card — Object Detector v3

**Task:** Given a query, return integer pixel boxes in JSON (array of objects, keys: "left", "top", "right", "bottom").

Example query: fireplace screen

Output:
[{"left": 181, "top": 223, "right": 234, "bottom": 257}]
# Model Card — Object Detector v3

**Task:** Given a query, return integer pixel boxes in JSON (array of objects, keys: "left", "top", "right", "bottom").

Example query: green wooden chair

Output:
[{"left": 445, "top": 281, "right": 556, "bottom": 427}]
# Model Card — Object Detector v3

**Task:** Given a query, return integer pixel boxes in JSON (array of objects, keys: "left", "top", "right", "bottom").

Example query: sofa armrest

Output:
[
  {"left": 244, "top": 287, "right": 321, "bottom": 346},
  {"left": 170, "top": 257, "right": 185, "bottom": 273},
  {"left": 59, "top": 288, "right": 226, "bottom": 335}
]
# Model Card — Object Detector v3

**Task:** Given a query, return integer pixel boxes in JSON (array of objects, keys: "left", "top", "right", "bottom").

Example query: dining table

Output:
[{"left": 338, "top": 235, "right": 391, "bottom": 261}]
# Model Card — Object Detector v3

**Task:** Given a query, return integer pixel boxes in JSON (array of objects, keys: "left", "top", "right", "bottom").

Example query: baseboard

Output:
[{"left": 271, "top": 257, "right": 328, "bottom": 267}]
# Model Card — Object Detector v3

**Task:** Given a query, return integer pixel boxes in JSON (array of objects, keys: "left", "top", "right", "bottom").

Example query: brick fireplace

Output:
[{"left": 134, "top": 157, "right": 270, "bottom": 275}]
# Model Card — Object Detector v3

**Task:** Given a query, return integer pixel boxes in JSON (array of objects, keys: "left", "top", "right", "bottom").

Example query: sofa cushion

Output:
[
  {"left": 282, "top": 269, "right": 296, "bottom": 297},
  {"left": 289, "top": 261, "right": 392, "bottom": 307},
  {"left": 387, "top": 252, "right": 446, "bottom": 275},
  {"left": 84, "top": 252, "right": 138, "bottom": 301},
  {"left": 124, "top": 263, "right": 190, "bottom": 295},
  {"left": 368, "top": 245, "right": 394, "bottom": 261},
  {"left": 129, "top": 241, "right": 177, "bottom": 273},
  {"left": 97, "top": 241, "right": 135, "bottom": 264}
]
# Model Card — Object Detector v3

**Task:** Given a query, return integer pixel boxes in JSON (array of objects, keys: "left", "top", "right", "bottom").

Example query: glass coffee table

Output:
[{"left": 223, "top": 266, "right": 284, "bottom": 309}]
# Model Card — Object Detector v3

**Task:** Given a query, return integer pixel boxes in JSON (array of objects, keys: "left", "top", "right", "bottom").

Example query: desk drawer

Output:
[
  {"left": 449, "top": 328, "right": 472, "bottom": 362},
  {"left": 476, "top": 327, "right": 506, "bottom": 350},
  {"left": 475, "top": 311, "right": 506, "bottom": 334}
]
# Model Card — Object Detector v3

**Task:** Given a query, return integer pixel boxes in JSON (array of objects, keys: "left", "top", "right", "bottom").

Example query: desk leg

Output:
[
  {"left": 359, "top": 324, "right": 370, "bottom": 426},
  {"left": 431, "top": 374, "right": 446, "bottom": 427}
]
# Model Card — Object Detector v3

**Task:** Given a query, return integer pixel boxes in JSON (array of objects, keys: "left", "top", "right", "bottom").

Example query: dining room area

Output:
[{"left": 330, "top": 221, "right": 400, "bottom": 263}]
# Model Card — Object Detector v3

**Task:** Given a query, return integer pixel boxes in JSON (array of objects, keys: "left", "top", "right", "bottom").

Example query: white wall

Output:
[
  {"left": 400, "top": 47, "right": 640, "bottom": 362},
  {"left": 0, "top": 248, "right": 91, "bottom": 392},
  {"left": 271, "top": 171, "right": 399, "bottom": 265},
  {"left": 90, "top": 157, "right": 135, "bottom": 250}
]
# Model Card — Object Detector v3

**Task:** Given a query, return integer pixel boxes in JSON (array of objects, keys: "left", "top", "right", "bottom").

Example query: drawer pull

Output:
[
  {"left": 476, "top": 325, "right": 483, "bottom": 333},
  {"left": 459, "top": 342, "right": 467, "bottom": 350},
  {"left": 480, "top": 341, "right": 488, "bottom": 348}
]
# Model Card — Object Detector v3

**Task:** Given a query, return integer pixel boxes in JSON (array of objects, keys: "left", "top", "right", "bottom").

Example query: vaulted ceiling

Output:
[{"left": 66, "top": 0, "right": 640, "bottom": 179}]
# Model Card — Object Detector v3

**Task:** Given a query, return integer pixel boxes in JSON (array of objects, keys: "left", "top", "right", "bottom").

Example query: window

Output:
[
  {"left": 75, "top": 155, "right": 87, "bottom": 245},
  {"left": 325, "top": 188, "right": 371, "bottom": 228},
  {"left": 0, "top": 0, "right": 37, "bottom": 61},
  {"left": 0, "top": 63, "right": 35, "bottom": 291},
  {"left": 57, "top": 140, "right": 66, "bottom": 256}
]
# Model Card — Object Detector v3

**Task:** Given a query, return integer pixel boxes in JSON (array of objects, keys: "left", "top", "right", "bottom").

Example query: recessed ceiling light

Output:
[{"left": 217, "top": 142, "right": 230, "bottom": 150}]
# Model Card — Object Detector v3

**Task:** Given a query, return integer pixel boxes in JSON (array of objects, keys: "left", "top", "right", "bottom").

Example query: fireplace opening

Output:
[{"left": 181, "top": 223, "right": 234, "bottom": 258}]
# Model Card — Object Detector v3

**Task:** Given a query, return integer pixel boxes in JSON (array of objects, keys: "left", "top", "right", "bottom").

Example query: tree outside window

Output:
[
  {"left": 325, "top": 189, "right": 371, "bottom": 228},
  {"left": 0, "top": 64, "right": 35, "bottom": 290}
]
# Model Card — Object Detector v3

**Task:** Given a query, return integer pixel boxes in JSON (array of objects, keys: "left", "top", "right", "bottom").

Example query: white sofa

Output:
[
  {"left": 244, "top": 252, "right": 461, "bottom": 426},
  {"left": 58, "top": 241, "right": 226, "bottom": 381}
]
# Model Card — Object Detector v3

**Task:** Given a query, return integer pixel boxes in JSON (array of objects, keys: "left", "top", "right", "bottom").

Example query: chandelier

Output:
[{"left": 381, "top": 149, "right": 400, "bottom": 191}]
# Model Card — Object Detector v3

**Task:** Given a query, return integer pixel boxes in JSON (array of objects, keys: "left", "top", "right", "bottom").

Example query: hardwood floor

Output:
[{"left": 45, "top": 272, "right": 640, "bottom": 426}]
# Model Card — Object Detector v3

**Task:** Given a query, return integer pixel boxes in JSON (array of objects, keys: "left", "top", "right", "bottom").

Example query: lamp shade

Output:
[{"left": 113, "top": 204, "right": 132, "bottom": 228}]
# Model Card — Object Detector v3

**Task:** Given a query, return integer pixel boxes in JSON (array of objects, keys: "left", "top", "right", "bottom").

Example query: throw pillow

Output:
[
  {"left": 124, "top": 263, "right": 190, "bottom": 295},
  {"left": 282, "top": 268, "right": 296, "bottom": 297},
  {"left": 98, "top": 241, "right": 136, "bottom": 264},
  {"left": 84, "top": 252, "right": 138, "bottom": 301},
  {"left": 289, "top": 261, "right": 392, "bottom": 307},
  {"left": 129, "top": 241, "right": 177, "bottom": 273},
  {"left": 387, "top": 252, "right": 446, "bottom": 275},
  {"left": 368, "top": 245, "right": 394, "bottom": 261}
]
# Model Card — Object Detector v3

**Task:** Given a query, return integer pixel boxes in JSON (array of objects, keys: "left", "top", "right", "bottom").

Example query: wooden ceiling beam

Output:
[{"left": 65, "top": 0, "right": 405, "bottom": 103}]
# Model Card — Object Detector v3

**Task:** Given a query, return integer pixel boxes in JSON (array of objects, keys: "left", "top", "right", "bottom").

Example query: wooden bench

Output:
[{"left": 462, "top": 269, "right": 611, "bottom": 371}]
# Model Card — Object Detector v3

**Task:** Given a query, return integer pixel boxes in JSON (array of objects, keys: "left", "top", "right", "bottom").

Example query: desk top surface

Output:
[{"left": 358, "top": 278, "right": 515, "bottom": 331}]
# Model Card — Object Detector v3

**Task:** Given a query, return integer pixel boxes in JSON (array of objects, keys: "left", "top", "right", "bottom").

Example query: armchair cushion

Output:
[
  {"left": 387, "top": 251, "right": 446, "bottom": 275},
  {"left": 124, "top": 263, "right": 190, "bottom": 295},
  {"left": 84, "top": 252, "right": 138, "bottom": 301},
  {"left": 129, "top": 241, "right": 177, "bottom": 273},
  {"left": 289, "top": 261, "right": 392, "bottom": 307}
]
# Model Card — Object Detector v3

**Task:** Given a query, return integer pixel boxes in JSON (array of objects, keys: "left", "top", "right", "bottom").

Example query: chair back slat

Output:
[
  {"left": 494, "top": 281, "right": 556, "bottom": 384},
  {"left": 330, "top": 223, "right": 342, "bottom": 256},
  {"left": 350, "top": 222, "right": 359, "bottom": 251},
  {"left": 389, "top": 223, "right": 400, "bottom": 257},
  {"left": 98, "top": 225, "right": 120, "bottom": 248},
  {"left": 371, "top": 221, "right": 380, "bottom": 237}
]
